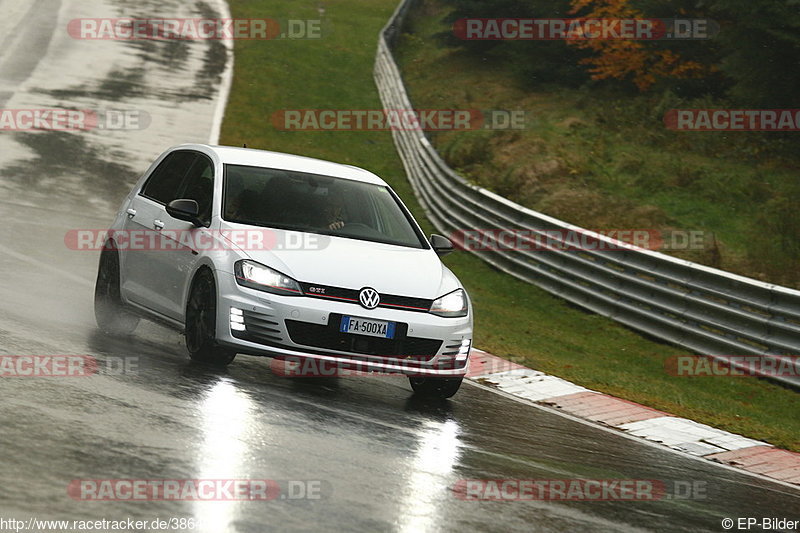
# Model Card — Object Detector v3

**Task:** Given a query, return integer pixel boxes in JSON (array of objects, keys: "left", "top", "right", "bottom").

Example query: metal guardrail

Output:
[{"left": 373, "top": 0, "right": 800, "bottom": 389}]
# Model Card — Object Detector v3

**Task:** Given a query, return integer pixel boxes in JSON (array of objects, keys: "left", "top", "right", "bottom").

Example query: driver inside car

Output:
[{"left": 322, "top": 190, "right": 347, "bottom": 231}]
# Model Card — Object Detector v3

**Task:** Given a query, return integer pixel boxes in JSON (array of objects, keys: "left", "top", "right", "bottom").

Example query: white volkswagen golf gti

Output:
[{"left": 94, "top": 144, "right": 472, "bottom": 398}]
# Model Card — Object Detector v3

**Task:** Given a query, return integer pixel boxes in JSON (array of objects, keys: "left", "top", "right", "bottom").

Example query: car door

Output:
[
  {"left": 119, "top": 150, "right": 196, "bottom": 317},
  {"left": 153, "top": 153, "right": 216, "bottom": 321}
]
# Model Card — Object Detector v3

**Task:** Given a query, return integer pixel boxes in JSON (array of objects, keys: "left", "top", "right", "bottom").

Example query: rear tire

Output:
[
  {"left": 408, "top": 376, "right": 463, "bottom": 399},
  {"left": 94, "top": 244, "right": 139, "bottom": 336},
  {"left": 185, "top": 269, "right": 236, "bottom": 366}
]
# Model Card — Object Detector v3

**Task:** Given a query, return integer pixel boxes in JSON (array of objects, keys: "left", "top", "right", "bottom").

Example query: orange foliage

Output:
[{"left": 568, "top": 0, "right": 710, "bottom": 91}]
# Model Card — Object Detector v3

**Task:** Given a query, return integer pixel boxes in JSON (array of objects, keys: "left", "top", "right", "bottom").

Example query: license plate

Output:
[{"left": 339, "top": 316, "right": 396, "bottom": 339}]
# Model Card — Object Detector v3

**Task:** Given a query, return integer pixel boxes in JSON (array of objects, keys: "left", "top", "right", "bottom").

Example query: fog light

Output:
[
  {"left": 456, "top": 339, "right": 471, "bottom": 361},
  {"left": 230, "top": 307, "right": 245, "bottom": 331}
]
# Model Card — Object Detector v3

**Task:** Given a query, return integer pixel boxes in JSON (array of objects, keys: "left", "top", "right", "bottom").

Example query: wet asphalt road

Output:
[{"left": 1, "top": 1, "right": 799, "bottom": 532}]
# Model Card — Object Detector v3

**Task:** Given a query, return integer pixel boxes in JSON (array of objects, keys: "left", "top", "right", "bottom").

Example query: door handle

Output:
[
  {"left": 126, "top": 208, "right": 136, "bottom": 218},
  {"left": 153, "top": 219, "right": 165, "bottom": 230}
]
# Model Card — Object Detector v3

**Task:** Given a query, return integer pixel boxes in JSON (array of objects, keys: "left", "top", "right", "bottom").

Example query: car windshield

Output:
[{"left": 222, "top": 164, "right": 427, "bottom": 249}]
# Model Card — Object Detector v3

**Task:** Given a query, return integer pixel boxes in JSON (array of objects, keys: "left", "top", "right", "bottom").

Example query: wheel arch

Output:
[
  {"left": 185, "top": 263, "right": 217, "bottom": 316},
  {"left": 184, "top": 264, "right": 216, "bottom": 341}
]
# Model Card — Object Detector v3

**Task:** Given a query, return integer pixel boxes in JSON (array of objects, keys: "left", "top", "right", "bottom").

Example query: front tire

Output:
[
  {"left": 185, "top": 269, "right": 236, "bottom": 366},
  {"left": 94, "top": 244, "right": 139, "bottom": 336},
  {"left": 408, "top": 376, "right": 463, "bottom": 399}
]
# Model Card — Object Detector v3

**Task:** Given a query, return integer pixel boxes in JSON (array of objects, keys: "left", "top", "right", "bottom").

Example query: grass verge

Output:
[{"left": 220, "top": 0, "right": 800, "bottom": 452}]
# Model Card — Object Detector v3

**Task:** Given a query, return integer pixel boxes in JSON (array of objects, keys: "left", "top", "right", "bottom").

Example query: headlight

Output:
[
  {"left": 234, "top": 260, "right": 302, "bottom": 296},
  {"left": 429, "top": 289, "right": 468, "bottom": 317}
]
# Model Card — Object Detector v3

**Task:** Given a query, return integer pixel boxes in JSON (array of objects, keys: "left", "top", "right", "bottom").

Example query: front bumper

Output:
[{"left": 214, "top": 270, "right": 472, "bottom": 377}]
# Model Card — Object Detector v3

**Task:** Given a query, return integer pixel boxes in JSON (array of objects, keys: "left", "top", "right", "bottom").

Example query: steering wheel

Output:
[{"left": 340, "top": 222, "right": 372, "bottom": 231}]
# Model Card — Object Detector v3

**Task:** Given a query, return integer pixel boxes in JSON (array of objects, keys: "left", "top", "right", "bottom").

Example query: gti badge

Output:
[{"left": 359, "top": 287, "right": 380, "bottom": 309}]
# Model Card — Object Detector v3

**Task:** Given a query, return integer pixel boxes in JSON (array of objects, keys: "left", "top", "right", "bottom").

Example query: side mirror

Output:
[
  {"left": 430, "top": 234, "right": 454, "bottom": 256},
  {"left": 166, "top": 199, "right": 202, "bottom": 226}
]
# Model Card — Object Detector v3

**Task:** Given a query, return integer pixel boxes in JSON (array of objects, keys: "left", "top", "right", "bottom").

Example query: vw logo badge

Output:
[{"left": 359, "top": 287, "right": 380, "bottom": 309}]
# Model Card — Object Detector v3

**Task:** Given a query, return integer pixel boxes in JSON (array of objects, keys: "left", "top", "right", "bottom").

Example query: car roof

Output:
[{"left": 172, "top": 144, "right": 388, "bottom": 186}]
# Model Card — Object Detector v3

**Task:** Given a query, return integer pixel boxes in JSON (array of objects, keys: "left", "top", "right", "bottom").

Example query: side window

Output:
[
  {"left": 176, "top": 155, "right": 215, "bottom": 226},
  {"left": 141, "top": 151, "right": 196, "bottom": 204}
]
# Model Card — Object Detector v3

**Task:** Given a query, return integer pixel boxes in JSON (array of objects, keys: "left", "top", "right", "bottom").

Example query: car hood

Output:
[{"left": 226, "top": 226, "right": 458, "bottom": 298}]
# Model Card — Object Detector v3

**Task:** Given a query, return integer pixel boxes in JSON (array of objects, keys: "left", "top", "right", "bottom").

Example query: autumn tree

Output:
[{"left": 567, "top": 0, "right": 713, "bottom": 91}]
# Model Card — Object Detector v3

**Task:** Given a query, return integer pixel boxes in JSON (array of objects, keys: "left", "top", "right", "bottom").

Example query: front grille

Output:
[
  {"left": 298, "top": 282, "right": 432, "bottom": 313},
  {"left": 285, "top": 314, "right": 442, "bottom": 360}
]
